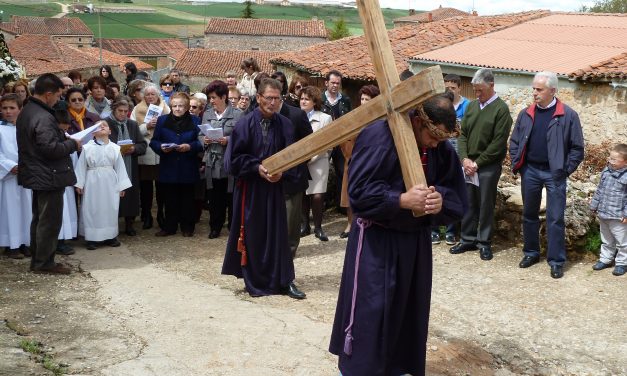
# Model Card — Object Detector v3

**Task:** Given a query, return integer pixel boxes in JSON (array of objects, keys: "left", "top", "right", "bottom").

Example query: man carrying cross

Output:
[{"left": 328, "top": 93, "right": 467, "bottom": 375}]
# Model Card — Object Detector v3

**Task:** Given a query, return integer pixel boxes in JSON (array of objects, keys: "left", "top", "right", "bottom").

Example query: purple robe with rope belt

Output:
[
  {"left": 329, "top": 120, "right": 467, "bottom": 376},
  {"left": 222, "top": 108, "right": 298, "bottom": 296}
]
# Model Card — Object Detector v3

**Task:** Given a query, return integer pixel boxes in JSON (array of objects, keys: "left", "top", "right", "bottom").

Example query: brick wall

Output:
[{"left": 204, "top": 34, "right": 326, "bottom": 51}]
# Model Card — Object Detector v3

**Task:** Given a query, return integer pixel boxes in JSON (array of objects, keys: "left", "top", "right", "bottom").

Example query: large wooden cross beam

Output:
[{"left": 262, "top": 0, "right": 445, "bottom": 215}]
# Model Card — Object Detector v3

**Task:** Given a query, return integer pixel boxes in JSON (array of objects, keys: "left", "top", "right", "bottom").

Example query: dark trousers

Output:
[
  {"left": 521, "top": 164, "right": 567, "bottom": 266},
  {"left": 161, "top": 183, "right": 196, "bottom": 234},
  {"left": 460, "top": 162, "right": 502, "bottom": 247},
  {"left": 30, "top": 189, "right": 64, "bottom": 270},
  {"left": 140, "top": 179, "right": 164, "bottom": 219},
  {"left": 331, "top": 147, "right": 345, "bottom": 209},
  {"left": 285, "top": 191, "right": 303, "bottom": 257},
  {"left": 207, "top": 178, "right": 230, "bottom": 232}
]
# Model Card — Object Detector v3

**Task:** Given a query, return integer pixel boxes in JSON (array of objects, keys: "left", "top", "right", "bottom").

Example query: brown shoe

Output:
[{"left": 31, "top": 263, "right": 71, "bottom": 275}]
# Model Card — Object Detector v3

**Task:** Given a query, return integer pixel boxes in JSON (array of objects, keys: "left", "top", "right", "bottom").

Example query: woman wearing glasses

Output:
[
  {"left": 159, "top": 74, "right": 174, "bottom": 106},
  {"left": 130, "top": 83, "right": 171, "bottom": 230},
  {"left": 285, "top": 73, "right": 308, "bottom": 108},
  {"left": 66, "top": 88, "right": 101, "bottom": 135}
]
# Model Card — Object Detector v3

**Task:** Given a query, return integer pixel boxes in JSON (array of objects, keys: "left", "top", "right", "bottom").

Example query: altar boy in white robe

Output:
[
  {"left": 0, "top": 94, "right": 32, "bottom": 259},
  {"left": 55, "top": 110, "right": 78, "bottom": 255},
  {"left": 75, "top": 120, "right": 132, "bottom": 250}
]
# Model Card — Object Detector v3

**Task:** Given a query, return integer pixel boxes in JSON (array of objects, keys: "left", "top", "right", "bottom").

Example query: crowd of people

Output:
[{"left": 1, "top": 59, "right": 625, "bottom": 376}]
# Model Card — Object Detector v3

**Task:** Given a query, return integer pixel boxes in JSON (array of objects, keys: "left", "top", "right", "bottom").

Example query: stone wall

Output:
[
  {"left": 204, "top": 34, "right": 326, "bottom": 51},
  {"left": 52, "top": 35, "right": 94, "bottom": 48}
]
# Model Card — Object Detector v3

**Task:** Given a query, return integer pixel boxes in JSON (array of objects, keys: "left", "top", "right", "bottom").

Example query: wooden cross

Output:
[{"left": 262, "top": 0, "right": 445, "bottom": 215}]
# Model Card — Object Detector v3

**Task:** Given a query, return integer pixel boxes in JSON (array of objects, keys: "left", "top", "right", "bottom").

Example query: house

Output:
[
  {"left": 409, "top": 12, "right": 627, "bottom": 144},
  {"left": 204, "top": 17, "right": 327, "bottom": 51},
  {"left": 174, "top": 49, "right": 279, "bottom": 92},
  {"left": 393, "top": 6, "right": 472, "bottom": 27},
  {"left": 0, "top": 16, "right": 93, "bottom": 48},
  {"left": 7, "top": 34, "right": 152, "bottom": 80},
  {"left": 271, "top": 11, "right": 549, "bottom": 102},
  {"left": 98, "top": 38, "right": 186, "bottom": 70}
]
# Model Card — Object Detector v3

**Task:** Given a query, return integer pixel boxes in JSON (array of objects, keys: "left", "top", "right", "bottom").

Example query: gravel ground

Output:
[{"left": 1, "top": 212, "right": 624, "bottom": 375}]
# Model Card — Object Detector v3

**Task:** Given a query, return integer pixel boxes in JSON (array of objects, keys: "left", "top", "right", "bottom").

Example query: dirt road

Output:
[{"left": 1, "top": 214, "right": 624, "bottom": 375}]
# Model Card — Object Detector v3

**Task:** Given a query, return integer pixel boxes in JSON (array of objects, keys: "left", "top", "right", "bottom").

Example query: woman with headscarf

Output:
[
  {"left": 85, "top": 76, "right": 112, "bottom": 119},
  {"left": 66, "top": 88, "right": 101, "bottom": 135},
  {"left": 107, "top": 97, "right": 147, "bottom": 236},
  {"left": 130, "top": 83, "right": 170, "bottom": 229}
]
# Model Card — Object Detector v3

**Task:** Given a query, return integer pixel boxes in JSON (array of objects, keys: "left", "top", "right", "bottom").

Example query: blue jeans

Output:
[{"left": 521, "top": 164, "right": 567, "bottom": 266}]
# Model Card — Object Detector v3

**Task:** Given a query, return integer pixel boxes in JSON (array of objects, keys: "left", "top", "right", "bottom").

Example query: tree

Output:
[
  {"left": 580, "top": 0, "right": 626, "bottom": 12},
  {"left": 328, "top": 17, "right": 351, "bottom": 41},
  {"left": 241, "top": 0, "right": 255, "bottom": 19}
]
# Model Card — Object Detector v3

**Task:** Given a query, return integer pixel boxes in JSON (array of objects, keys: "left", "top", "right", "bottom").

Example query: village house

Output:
[
  {"left": 0, "top": 16, "right": 93, "bottom": 48},
  {"left": 393, "top": 6, "right": 472, "bottom": 27},
  {"left": 174, "top": 49, "right": 278, "bottom": 92},
  {"left": 271, "top": 11, "right": 549, "bottom": 103},
  {"left": 97, "top": 38, "right": 186, "bottom": 70},
  {"left": 7, "top": 34, "right": 151, "bottom": 80},
  {"left": 204, "top": 17, "right": 327, "bottom": 51},
  {"left": 409, "top": 12, "right": 627, "bottom": 144}
]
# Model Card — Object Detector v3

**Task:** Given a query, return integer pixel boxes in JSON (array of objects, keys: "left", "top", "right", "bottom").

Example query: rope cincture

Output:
[
  {"left": 344, "top": 217, "right": 372, "bottom": 356},
  {"left": 237, "top": 180, "right": 247, "bottom": 266}
]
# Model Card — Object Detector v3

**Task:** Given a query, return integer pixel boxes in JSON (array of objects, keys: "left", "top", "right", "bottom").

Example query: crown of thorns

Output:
[{"left": 413, "top": 106, "right": 460, "bottom": 139}]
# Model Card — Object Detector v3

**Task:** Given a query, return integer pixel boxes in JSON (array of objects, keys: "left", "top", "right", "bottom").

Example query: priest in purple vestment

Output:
[
  {"left": 222, "top": 78, "right": 306, "bottom": 299},
  {"left": 329, "top": 93, "right": 468, "bottom": 375}
]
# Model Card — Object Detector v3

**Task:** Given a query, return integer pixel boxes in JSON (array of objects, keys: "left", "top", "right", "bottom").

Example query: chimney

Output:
[
  {"left": 409, "top": 9, "right": 415, "bottom": 16},
  {"left": 472, "top": 10, "right": 478, "bottom": 16},
  {"left": 428, "top": 12, "right": 433, "bottom": 22}
]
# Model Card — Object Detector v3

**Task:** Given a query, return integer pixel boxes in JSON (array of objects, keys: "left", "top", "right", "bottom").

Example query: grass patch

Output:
[
  {"left": 19, "top": 338, "right": 67, "bottom": 375},
  {"left": 67, "top": 12, "right": 204, "bottom": 38},
  {"left": 0, "top": 2, "right": 60, "bottom": 18},
  {"left": 19, "top": 338, "right": 41, "bottom": 355},
  {"left": 584, "top": 224, "right": 602, "bottom": 255},
  {"left": 43, "top": 355, "right": 67, "bottom": 376}
]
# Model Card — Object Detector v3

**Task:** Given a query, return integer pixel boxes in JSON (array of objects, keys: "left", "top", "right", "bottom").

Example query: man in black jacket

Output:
[
  {"left": 170, "top": 69, "right": 190, "bottom": 94},
  {"left": 279, "top": 99, "right": 313, "bottom": 258},
  {"left": 17, "top": 73, "right": 81, "bottom": 275}
]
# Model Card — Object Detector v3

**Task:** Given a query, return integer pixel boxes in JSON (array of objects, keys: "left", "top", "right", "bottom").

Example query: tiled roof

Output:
[
  {"left": 394, "top": 7, "right": 470, "bottom": 23},
  {"left": 0, "top": 16, "right": 93, "bottom": 36},
  {"left": 271, "top": 11, "right": 550, "bottom": 81},
  {"left": 569, "top": 52, "right": 627, "bottom": 81},
  {"left": 204, "top": 17, "right": 327, "bottom": 38},
  {"left": 7, "top": 34, "right": 151, "bottom": 77},
  {"left": 98, "top": 38, "right": 186, "bottom": 57},
  {"left": 413, "top": 13, "right": 627, "bottom": 81},
  {"left": 174, "top": 49, "right": 278, "bottom": 77}
]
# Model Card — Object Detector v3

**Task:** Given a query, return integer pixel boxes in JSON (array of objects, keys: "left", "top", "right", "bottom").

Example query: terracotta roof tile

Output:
[
  {"left": 174, "top": 49, "right": 279, "bottom": 77},
  {"left": 98, "top": 38, "right": 186, "bottom": 57},
  {"left": 394, "top": 7, "right": 470, "bottom": 23},
  {"left": 204, "top": 17, "right": 327, "bottom": 38},
  {"left": 0, "top": 16, "right": 92, "bottom": 36},
  {"left": 271, "top": 11, "right": 550, "bottom": 81},
  {"left": 413, "top": 13, "right": 627, "bottom": 81},
  {"left": 7, "top": 34, "right": 150, "bottom": 77},
  {"left": 569, "top": 52, "right": 627, "bottom": 81}
]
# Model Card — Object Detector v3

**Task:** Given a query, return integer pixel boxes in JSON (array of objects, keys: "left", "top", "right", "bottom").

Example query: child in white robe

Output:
[
  {"left": 75, "top": 121, "right": 132, "bottom": 250},
  {"left": 0, "top": 94, "right": 32, "bottom": 259},
  {"left": 55, "top": 110, "right": 78, "bottom": 255}
]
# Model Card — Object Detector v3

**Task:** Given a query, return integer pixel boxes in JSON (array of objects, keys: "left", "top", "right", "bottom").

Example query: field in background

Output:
[{"left": 2, "top": 1, "right": 409, "bottom": 39}]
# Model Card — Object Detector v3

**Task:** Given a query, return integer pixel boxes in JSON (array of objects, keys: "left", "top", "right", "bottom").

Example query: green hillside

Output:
[{"left": 5, "top": 1, "right": 409, "bottom": 39}]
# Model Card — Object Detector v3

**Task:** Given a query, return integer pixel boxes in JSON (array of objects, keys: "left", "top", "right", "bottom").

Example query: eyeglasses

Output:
[
  {"left": 70, "top": 98, "right": 84, "bottom": 103},
  {"left": 239, "top": 97, "right": 250, "bottom": 101},
  {"left": 162, "top": 82, "right": 173, "bottom": 87},
  {"left": 260, "top": 95, "right": 281, "bottom": 103}
]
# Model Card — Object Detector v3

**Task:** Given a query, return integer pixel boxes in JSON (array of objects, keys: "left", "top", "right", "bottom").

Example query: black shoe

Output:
[
  {"left": 339, "top": 231, "right": 350, "bottom": 239},
  {"left": 6, "top": 249, "right": 24, "bottom": 259},
  {"left": 56, "top": 243, "right": 75, "bottom": 256},
  {"left": 19, "top": 245, "right": 31, "bottom": 257},
  {"left": 592, "top": 261, "right": 612, "bottom": 271},
  {"left": 125, "top": 228, "right": 137, "bottom": 236},
  {"left": 208, "top": 230, "right": 220, "bottom": 239},
  {"left": 156, "top": 211, "right": 165, "bottom": 228},
  {"left": 550, "top": 264, "right": 564, "bottom": 279},
  {"left": 300, "top": 224, "right": 310, "bottom": 237},
  {"left": 479, "top": 246, "right": 493, "bottom": 261},
  {"left": 314, "top": 228, "right": 328, "bottom": 241},
  {"left": 431, "top": 233, "right": 441, "bottom": 245},
  {"left": 104, "top": 238, "right": 121, "bottom": 247},
  {"left": 445, "top": 234, "right": 456, "bottom": 245},
  {"left": 86, "top": 241, "right": 98, "bottom": 250},
  {"left": 449, "top": 242, "right": 477, "bottom": 254},
  {"left": 612, "top": 265, "right": 625, "bottom": 276},
  {"left": 283, "top": 282, "right": 306, "bottom": 300},
  {"left": 519, "top": 255, "right": 540, "bottom": 268},
  {"left": 142, "top": 216, "right": 153, "bottom": 230}
]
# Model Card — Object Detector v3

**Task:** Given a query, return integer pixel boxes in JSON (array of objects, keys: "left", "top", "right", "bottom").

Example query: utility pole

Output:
[{"left": 97, "top": 6, "right": 103, "bottom": 65}]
